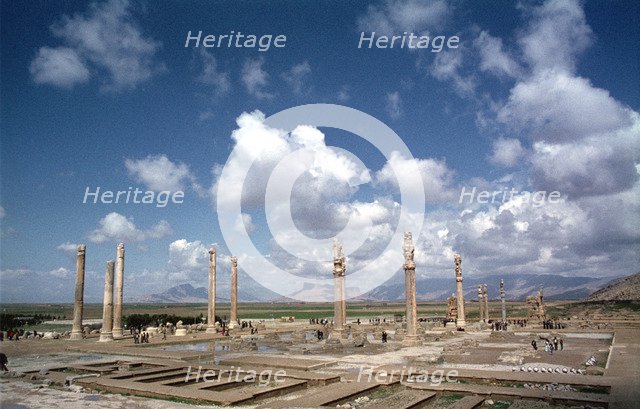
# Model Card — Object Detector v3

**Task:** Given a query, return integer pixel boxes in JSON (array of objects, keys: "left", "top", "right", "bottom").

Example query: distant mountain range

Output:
[
  {"left": 137, "top": 281, "right": 280, "bottom": 303},
  {"left": 361, "top": 272, "right": 620, "bottom": 301},
  {"left": 136, "top": 272, "right": 631, "bottom": 303},
  {"left": 137, "top": 284, "right": 213, "bottom": 303}
]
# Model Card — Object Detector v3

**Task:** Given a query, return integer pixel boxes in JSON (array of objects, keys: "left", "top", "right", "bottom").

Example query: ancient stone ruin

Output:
[
  {"left": 402, "top": 232, "right": 419, "bottom": 345},
  {"left": 447, "top": 293, "right": 457, "bottom": 321},
  {"left": 527, "top": 287, "right": 546, "bottom": 322},
  {"left": 332, "top": 239, "right": 346, "bottom": 339},
  {"left": 483, "top": 283, "right": 489, "bottom": 322},
  {"left": 112, "top": 243, "right": 125, "bottom": 339},
  {"left": 69, "top": 244, "right": 86, "bottom": 340},
  {"left": 206, "top": 247, "right": 217, "bottom": 333},
  {"left": 98, "top": 260, "right": 115, "bottom": 342},
  {"left": 478, "top": 285, "right": 484, "bottom": 322},
  {"left": 229, "top": 256, "right": 238, "bottom": 329},
  {"left": 500, "top": 278, "right": 507, "bottom": 321},
  {"left": 454, "top": 254, "right": 466, "bottom": 329}
]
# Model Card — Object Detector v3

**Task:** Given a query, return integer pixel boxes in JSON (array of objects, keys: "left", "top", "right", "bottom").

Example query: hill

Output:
[{"left": 587, "top": 272, "right": 640, "bottom": 301}]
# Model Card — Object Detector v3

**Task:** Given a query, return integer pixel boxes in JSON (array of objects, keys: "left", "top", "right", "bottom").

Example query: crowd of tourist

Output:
[
  {"left": 531, "top": 336, "right": 564, "bottom": 353},
  {"left": 543, "top": 319, "right": 566, "bottom": 329}
]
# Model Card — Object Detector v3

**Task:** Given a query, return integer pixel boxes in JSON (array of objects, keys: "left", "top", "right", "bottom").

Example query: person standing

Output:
[{"left": 0, "top": 353, "right": 8, "bottom": 371}]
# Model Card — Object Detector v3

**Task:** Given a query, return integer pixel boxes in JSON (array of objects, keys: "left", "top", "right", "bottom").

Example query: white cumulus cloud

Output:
[
  {"left": 385, "top": 91, "right": 402, "bottom": 119},
  {"left": 282, "top": 61, "right": 312, "bottom": 95},
  {"left": 489, "top": 138, "right": 525, "bottom": 167},
  {"left": 30, "top": 0, "right": 163, "bottom": 91},
  {"left": 30, "top": 47, "right": 90, "bottom": 88},
  {"left": 474, "top": 31, "right": 521, "bottom": 78},
  {"left": 56, "top": 242, "right": 80, "bottom": 255},
  {"left": 358, "top": 0, "right": 451, "bottom": 34},
  {"left": 241, "top": 58, "right": 273, "bottom": 99},
  {"left": 88, "top": 212, "right": 172, "bottom": 243},
  {"left": 196, "top": 49, "right": 230, "bottom": 96},
  {"left": 377, "top": 152, "right": 455, "bottom": 203},
  {"left": 125, "top": 154, "right": 202, "bottom": 194}
]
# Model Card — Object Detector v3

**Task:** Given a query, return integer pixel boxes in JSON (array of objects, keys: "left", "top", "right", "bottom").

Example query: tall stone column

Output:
[
  {"left": 538, "top": 288, "right": 545, "bottom": 318},
  {"left": 99, "top": 260, "right": 115, "bottom": 342},
  {"left": 341, "top": 268, "right": 347, "bottom": 328},
  {"left": 332, "top": 240, "right": 345, "bottom": 338},
  {"left": 206, "top": 248, "right": 217, "bottom": 333},
  {"left": 500, "top": 279, "right": 506, "bottom": 322},
  {"left": 454, "top": 254, "right": 466, "bottom": 329},
  {"left": 229, "top": 256, "right": 238, "bottom": 329},
  {"left": 403, "top": 232, "right": 419, "bottom": 345},
  {"left": 478, "top": 285, "right": 484, "bottom": 322},
  {"left": 112, "top": 243, "right": 124, "bottom": 339},
  {"left": 70, "top": 245, "right": 86, "bottom": 340},
  {"left": 483, "top": 284, "right": 489, "bottom": 322}
]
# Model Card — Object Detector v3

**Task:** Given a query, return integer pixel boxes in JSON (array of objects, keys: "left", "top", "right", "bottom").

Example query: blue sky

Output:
[{"left": 1, "top": 0, "right": 638, "bottom": 303}]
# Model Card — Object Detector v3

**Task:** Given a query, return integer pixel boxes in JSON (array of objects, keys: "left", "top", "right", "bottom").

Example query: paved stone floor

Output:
[{"left": 1, "top": 322, "right": 638, "bottom": 408}]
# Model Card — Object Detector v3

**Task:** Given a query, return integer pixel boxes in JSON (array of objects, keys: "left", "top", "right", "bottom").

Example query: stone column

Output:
[
  {"left": 454, "top": 254, "right": 466, "bottom": 329},
  {"left": 500, "top": 279, "right": 506, "bottom": 322},
  {"left": 206, "top": 248, "right": 217, "bottom": 333},
  {"left": 341, "top": 258, "right": 347, "bottom": 328},
  {"left": 229, "top": 256, "right": 238, "bottom": 329},
  {"left": 332, "top": 239, "right": 345, "bottom": 338},
  {"left": 99, "top": 260, "right": 115, "bottom": 342},
  {"left": 538, "top": 288, "right": 545, "bottom": 318},
  {"left": 478, "top": 285, "right": 484, "bottom": 322},
  {"left": 70, "top": 245, "right": 86, "bottom": 340},
  {"left": 403, "top": 232, "right": 419, "bottom": 345},
  {"left": 483, "top": 284, "right": 489, "bottom": 322},
  {"left": 112, "top": 243, "right": 124, "bottom": 339}
]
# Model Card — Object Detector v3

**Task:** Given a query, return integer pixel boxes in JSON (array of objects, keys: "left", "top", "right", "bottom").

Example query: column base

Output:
[
  {"left": 69, "top": 331, "right": 83, "bottom": 340},
  {"left": 402, "top": 334, "right": 421, "bottom": 346},
  {"left": 112, "top": 329, "right": 124, "bottom": 338},
  {"left": 98, "top": 332, "right": 113, "bottom": 342},
  {"left": 205, "top": 326, "right": 217, "bottom": 334},
  {"left": 228, "top": 322, "right": 238, "bottom": 329},
  {"left": 330, "top": 328, "right": 346, "bottom": 340}
]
